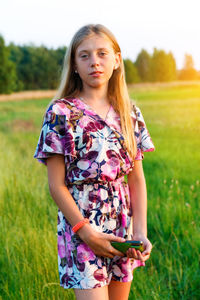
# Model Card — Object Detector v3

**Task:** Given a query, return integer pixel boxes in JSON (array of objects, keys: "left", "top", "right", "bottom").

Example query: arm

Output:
[
  {"left": 47, "top": 154, "right": 86, "bottom": 227},
  {"left": 46, "top": 154, "right": 125, "bottom": 258},
  {"left": 127, "top": 159, "right": 152, "bottom": 261},
  {"left": 128, "top": 159, "right": 147, "bottom": 236}
]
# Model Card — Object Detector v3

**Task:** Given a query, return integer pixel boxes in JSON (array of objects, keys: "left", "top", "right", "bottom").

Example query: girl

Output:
[{"left": 34, "top": 24, "right": 155, "bottom": 300}]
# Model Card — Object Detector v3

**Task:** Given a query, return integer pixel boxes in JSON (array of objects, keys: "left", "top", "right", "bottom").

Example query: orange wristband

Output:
[{"left": 72, "top": 218, "right": 89, "bottom": 233}]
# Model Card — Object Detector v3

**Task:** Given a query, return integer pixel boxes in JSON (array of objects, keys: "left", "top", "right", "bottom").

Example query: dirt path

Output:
[
  {"left": 0, "top": 90, "right": 56, "bottom": 102},
  {"left": 0, "top": 81, "right": 200, "bottom": 102},
  {"left": 128, "top": 80, "right": 200, "bottom": 90}
]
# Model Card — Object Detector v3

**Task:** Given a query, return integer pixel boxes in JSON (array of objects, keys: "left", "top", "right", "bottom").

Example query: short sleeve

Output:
[
  {"left": 131, "top": 105, "right": 155, "bottom": 160},
  {"left": 33, "top": 101, "right": 77, "bottom": 165}
]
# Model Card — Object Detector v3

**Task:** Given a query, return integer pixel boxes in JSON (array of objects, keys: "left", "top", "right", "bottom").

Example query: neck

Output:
[{"left": 79, "top": 85, "right": 110, "bottom": 105}]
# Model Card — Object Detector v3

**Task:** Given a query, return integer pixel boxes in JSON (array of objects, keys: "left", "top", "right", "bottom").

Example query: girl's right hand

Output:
[{"left": 77, "top": 223, "right": 125, "bottom": 258}]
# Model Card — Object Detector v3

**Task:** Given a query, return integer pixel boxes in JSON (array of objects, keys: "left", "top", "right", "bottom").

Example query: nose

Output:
[{"left": 90, "top": 53, "right": 100, "bottom": 67}]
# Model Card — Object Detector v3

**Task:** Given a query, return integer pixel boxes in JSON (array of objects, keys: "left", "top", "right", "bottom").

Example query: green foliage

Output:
[
  {"left": 150, "top": 48, "right": 177, "bottom": 82},
  {"left": 8, "top": 43, "right": 24, "bottom": 91},
  {"left": 178, "top": 54, "right": 198, "bottom": 80},
  {"left": 135, "top": 49, "right": 151, "bottom": 82},
  {"left": 0, "top": 36, "right": 17, "bottom": 94},
  {"left": 124, "top": 58, "right": 140, "bottom": 83},
  {"left": 7, "top": 43, "right": 67, "bottom": 92},
  {"left": 15, "top": 45, "right": 64, "bottom": 90},
  {"left": 0, "top": 31, "right": 199, "bottom": 94},
  {"left": 128, "top": 48, "right": 178, "bottom": 84},
  {"left": 0, "top": 84, "right": 200, "bottom": 299}
]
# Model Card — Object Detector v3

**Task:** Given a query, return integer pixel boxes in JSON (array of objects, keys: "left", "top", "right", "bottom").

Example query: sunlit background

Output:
[
  {"left": 1, "top": 0, "right": 200, "bottom": 69},
  {"left": 1, "top": 0, "right": 200, "bottom": 94},
  {"left": 0, "top": 1, "right": 200, "bottom": 300}
]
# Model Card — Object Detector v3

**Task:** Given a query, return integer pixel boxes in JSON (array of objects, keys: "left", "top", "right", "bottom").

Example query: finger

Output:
[
  {"left": 108, "top": 244, "right": 124, "bottom": 257},
  {"left": 134, "top": 249, "right": 146, "bottom": 260},
  {"left": 107, "top": 234, "right": 125, "bottom": 243},
  {"left": 126, "top": 252, "right": 131, "bottom": 258},
  {"left": 142, "top": 244, "right": 152, "bottom": 256},
  {"left": 132, "top": 248, "right": 139, "bottom": 258},
  {"left": 142, "top": 250, "right": 150, "bottom": 256},
  {"left": 126, "top": 249, "right": 135, "bottom": 258},
  {"left": 141, "top": 251, "right": 151, "bottom": 258},
  {"left": 111, "top": 248, "right": 124, "bottom": 257},
  {"left": 143, "top": 255, "right": 150, "bottom": 262},
  {"left": 106, "top": 253, "right": 115, "bottom": 259},
  {"left": 136, "top": 250, "right": 146, "bottom": 261},
  {"left": 137, "top": 250, "right": 151, "bottom": 262},
  {"left": 139, "top": 253, "right": 150, "bottom": 262},
  {"left": 98, "top": 250, "right": 114, "bottom": 259},
  {"left": 126, "top": 248, "right": 138, "bottom": 259}
]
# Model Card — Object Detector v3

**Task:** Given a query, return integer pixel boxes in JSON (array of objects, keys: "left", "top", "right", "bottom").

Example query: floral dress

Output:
[{"left": 34, "top": 97, "right": 155, "bottom": 289}]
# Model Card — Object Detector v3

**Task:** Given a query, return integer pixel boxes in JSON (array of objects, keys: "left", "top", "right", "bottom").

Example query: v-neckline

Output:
[
  {"left": 75, "top": 97, "right": 113, "bottom": 123},
  {"left": 67, "top": 97, "right": 121, "bottom": 133},
  {"left": 66, "top": 97, "right": 134, "bottom": 168}
]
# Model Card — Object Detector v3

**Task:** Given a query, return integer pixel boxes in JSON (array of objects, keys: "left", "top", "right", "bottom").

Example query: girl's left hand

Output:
[{"left": 126, "top": 235, "right": 152, "bottom": 262}]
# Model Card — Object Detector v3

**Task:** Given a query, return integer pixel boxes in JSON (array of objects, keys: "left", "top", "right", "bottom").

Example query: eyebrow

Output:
[{"left": 78, "top": 47, "right": 109, "bottom": 54}]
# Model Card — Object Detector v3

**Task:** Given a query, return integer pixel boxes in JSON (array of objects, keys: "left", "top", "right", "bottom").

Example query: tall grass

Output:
[{"left": 0, "top": 84, "right": 199, "bottom": 299}]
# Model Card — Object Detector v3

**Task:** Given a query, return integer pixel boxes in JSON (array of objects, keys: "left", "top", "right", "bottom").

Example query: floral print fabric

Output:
[{"left": 34, "top": 97, "right": 155, "bottom": 289}]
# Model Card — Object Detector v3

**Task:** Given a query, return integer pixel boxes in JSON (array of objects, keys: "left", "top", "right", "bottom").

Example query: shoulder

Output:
[{"left": 46, "top": 98, "right": 75, "bottom": 119}]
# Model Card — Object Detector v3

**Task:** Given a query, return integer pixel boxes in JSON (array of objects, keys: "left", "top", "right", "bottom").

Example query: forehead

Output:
[{"left": 76, "top": 34, "right": 114, "bottom": 54}]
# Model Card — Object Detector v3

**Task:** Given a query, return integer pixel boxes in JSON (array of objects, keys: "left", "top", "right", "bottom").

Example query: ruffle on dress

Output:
[
  {"left": 131, "top": 105, "right": 155, "bottom": 160},
  {"left": 34, "top": 102, "right": 77, "bottom": 165}
]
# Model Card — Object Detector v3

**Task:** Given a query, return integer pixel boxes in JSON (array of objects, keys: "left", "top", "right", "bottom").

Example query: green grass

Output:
[{"left": 0, "top": 84, "right": 200, "bottom": 299}]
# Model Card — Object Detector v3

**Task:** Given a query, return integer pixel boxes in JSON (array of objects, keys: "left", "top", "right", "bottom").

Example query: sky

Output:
[{"left": 1, "top": 0, "right": 200, "bottom": 69}]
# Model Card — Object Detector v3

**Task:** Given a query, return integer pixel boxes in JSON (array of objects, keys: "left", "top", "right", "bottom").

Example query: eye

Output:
[
  {"left": 99, "top": 52, "right": 106, "bottom": 57},
  {"left": 80, "top": 54, "right": 88, "bottom": 59}
]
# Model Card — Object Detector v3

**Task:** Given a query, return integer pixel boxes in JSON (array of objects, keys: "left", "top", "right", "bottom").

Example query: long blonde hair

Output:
[{"left": 52, "top": 24, "right": 137, "bottom": 160}]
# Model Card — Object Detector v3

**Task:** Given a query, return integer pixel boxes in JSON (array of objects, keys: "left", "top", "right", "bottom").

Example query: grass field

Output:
[{"left": 0, "top": 83, "right": 200, "bottom": 299}]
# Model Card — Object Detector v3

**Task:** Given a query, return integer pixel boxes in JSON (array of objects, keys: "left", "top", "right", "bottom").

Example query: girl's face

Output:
[{"left": 74, "top": 34, "right": 121, "bottom": 90}]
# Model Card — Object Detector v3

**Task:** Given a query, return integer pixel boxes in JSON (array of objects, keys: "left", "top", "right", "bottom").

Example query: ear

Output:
[
  {"left": 74, "top": 63, "right": 78, "bottom": 71},
  {"left": 114, "top": 52, "right": 121, "bottom": 70}
]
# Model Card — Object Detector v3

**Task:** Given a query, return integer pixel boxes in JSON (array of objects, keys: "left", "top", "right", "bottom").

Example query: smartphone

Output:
[{"left": 111, "top": 240, "right": 144, "bottom": 254}]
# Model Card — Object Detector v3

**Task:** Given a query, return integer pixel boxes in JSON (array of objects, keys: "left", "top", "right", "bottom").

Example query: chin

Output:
[{"left": 88, "top": 82, "right": 105, "bottom": 88}]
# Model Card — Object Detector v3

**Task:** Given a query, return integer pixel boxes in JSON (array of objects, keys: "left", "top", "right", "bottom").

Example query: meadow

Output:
[{"left": 0, "top": 83, "right": 200, "bottom": 300}]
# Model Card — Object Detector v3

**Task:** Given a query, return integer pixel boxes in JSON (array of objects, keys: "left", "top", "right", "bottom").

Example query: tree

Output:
[
  {"left": 178, "top": 54, "right": 198, "bottom": 80},
  {"left": 0, "top": 35, "right": 16, "bottom": 93},
  {"left": 135, "top": 49, "right": 151, "bottom": 82},
  {"left": 124, "top": 59, "right": 140, "bottom": 84},
  {"left": 8, "top": 43, "right": 24, "bottom": 91},
  {"left": 167, "top": 52, "right": 177, "bottom": 81},
  {"left": 150, "top": 48, "right": 177, "bottom": 82},
  {"left": 12, "top": 44, "right": 64, "bottom": 90}
]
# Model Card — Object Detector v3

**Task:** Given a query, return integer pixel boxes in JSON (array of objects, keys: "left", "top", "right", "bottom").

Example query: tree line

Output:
[{"left": 0, "top": 35, "right": 199, "bottom": 94}]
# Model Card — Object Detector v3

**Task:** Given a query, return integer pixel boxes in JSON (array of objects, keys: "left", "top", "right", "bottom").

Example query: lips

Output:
[{"left": 89, "top": 71, "right": 103, "bottom": 75}]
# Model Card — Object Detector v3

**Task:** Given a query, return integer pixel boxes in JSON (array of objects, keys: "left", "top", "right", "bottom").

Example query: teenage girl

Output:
[{"left": 34, "top": 24, "right": 155, "bottom": 300}]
